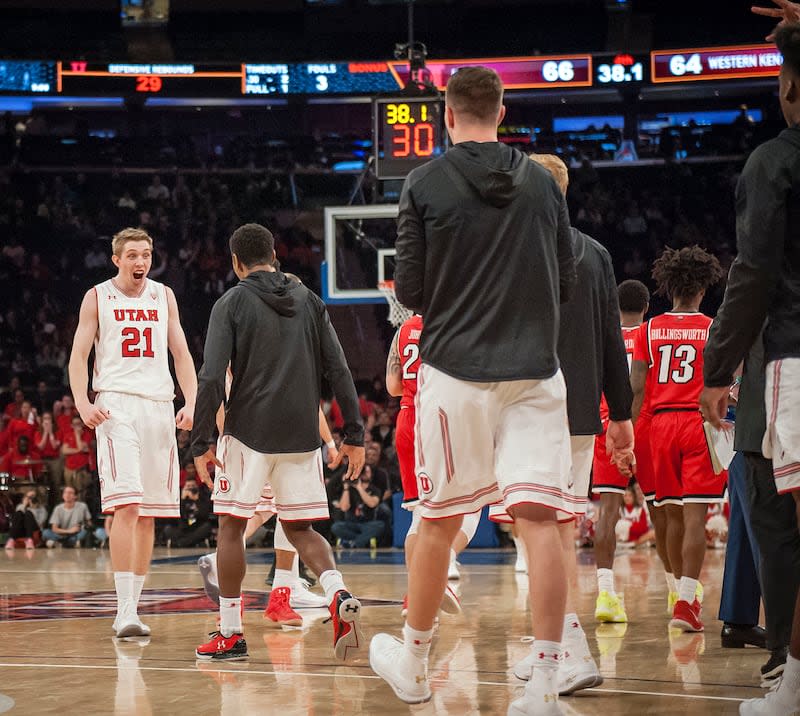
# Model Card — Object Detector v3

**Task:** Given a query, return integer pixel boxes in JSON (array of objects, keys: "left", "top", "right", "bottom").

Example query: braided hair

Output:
[{"left": 651, "top": 246, "right": 724, "bottom": 302}]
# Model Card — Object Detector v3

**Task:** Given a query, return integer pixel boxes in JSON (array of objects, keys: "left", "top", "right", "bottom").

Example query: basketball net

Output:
[{"left": 378, "top": 280, "right": 413, "bottom": 328}]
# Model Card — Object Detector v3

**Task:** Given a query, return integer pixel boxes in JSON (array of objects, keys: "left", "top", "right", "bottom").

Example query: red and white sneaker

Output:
[
  {"left": 670, "top": 599, "right": 704, "bottom": 632},
  {"left": 195, "top": 631, "right": 248, "bottom": 661},
  {"left": 328, "top": 589, "right": 364, "bottom": 661},
  {"left": 401, "top": 594, "right": 408, "bottom": 617},
  {"left": 24, "top": 538, "right": 35, "bottom": 550},
  {"left": 264, "top": 587, "right": 303, "bottom": 628}
]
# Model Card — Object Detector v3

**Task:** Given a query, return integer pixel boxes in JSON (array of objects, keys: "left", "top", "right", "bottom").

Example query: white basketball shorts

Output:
[
  {"left": 414, "top": 363, "right": 575, "bottom": 521},
  {"left": 763, "top": 358, "right": 800, "bottom": 494},
  {"left": 214, "top": 438, "right": 277, "bottom": 516},
  {"left": 95, "top": 391, "right": 180, "bottom": 518},
  {"left": 213, "top": 435, "right": 329, "bottom": 521}
]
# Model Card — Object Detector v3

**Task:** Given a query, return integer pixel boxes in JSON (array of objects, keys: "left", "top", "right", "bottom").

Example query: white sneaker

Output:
[
  {"left": 198, "top": 554, "right": 219, "bottom": 606},
  {"left": 508, "top": 668, "right": 562, "bottom": 715},
  {"left": 45, "top": 539, "right": 56, "bottom": 549},
  {"left": 369, "top": 633, "right": 431, "bottom": 704},
  {"left": 439, "top": 584, "right": 461, "bottom": 615},
  {"left": 559, "top": 629, "right": 603, "bottom": 695},
  {"left": 448, "top": 557, "right": 461, "bottom": 580},
  {"left": 113, "top": 602, "right": 151, "bottom": 638},
  {"left": 289, "top": 578, "right": 328, "bottom": 609},
  {"left": 513, "top": 638, "right": 537, "bottom": 681},
  {"left": 740, "top": 678, "right": 800, "bottom": 716}
]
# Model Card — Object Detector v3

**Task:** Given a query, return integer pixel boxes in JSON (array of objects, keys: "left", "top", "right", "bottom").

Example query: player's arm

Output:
[
  {"left": 68, "top": 290, "right": 109, "bottom": 429},
  {"left": 319, "top": 407, "right": 339, "bottom": 466},
  {"left": 752, "top": 0, "right": 800, "bottom": 40},
  {"left": 556, "top": 193, "right": 577, "bottom": 304},
  {"left": 630, "top": 359, "right": 648, "bottom": 424},
  {"left": 166, "top": 287, "right": 197, "bottom": 430},
  {"left": 394, "top": 181, "right": 425, "bottom": 313},
  {"left": 385, "top": 329, "right": 403, "bottom": 397}
]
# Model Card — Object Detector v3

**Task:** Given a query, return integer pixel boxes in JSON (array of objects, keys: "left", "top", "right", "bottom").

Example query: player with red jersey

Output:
[
  {"left": 592, "top": 279, "right": 659, "bottom": 624},
  {"left": 631, "top": 247, "right": 724, "bottom": 633},
  {"left": 386, "top": 314, "right": 478, "bottom": 611},
  {"left": 69, "top": 227, "right": 197, "bottom": 639}
]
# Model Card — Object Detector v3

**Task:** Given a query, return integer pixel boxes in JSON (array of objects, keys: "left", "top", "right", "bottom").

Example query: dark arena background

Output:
[{"left": 0, "top": 1, "right": 797, "bottom": 714}]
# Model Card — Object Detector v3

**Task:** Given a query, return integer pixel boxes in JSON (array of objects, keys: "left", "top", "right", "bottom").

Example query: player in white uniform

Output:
[{"left": 69, "top": 227, "right": 197, "bottom": 638}]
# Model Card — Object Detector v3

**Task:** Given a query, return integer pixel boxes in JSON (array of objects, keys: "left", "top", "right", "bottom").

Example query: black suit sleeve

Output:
[
  {"left": 600, "top": 251, "right": 633, "bottom": 421},
  {"left": 557, "top": 194, "right": 577, "bottom": 304},
  {"left": 316, "top": 298, "right": 365, "bottom": 446},
  {"left": 395, "top": 179, "right": 425, "bottom": 313},
  {"left": 191, "top": 296, "right": 234, "bottom": 457},
  {"left": 704, "top": 144, "right": 789, "bottom": 387}
]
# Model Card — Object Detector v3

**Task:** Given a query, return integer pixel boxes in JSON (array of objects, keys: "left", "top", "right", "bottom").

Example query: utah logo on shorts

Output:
[
  {"left": 217, "top": 476, "right": 230, "bottom": 494},
  {"left": 417, "top": 472, "right": 433, "bottom": 495}
]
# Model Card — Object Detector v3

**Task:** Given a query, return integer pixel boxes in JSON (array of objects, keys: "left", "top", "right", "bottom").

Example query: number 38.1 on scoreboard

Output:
[{"left": 374, "top": 97, "right": 444, "bottom": 180}]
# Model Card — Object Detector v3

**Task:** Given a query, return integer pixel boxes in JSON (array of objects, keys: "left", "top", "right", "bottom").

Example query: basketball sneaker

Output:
[
  {"left": 670, "top": 599, "right": 704, "bottom": 633},
  {"left": 558, "top": 629, "right": 603, "bottom": 695},
  {"left": 288, "top": 579, "right": 327, "bottom": 609},
  {"left": 195, "top": 631, "right": 248, "bottom": 661},
  {"left": 507, "top": 668, "right": 562, "bottom": 716},
  {"left": 448, "top": 555, "right": 461, "bottom": 580},
  {"left": 369, "top": 633, "right": 431, "bottom": 704},
  {"left": 198, "top": 554, "right": 219, "bottom": 606},
  {"left": 264, "top": 587, "right": 303, "bottom": 627},
  {"left": 594, "top": 591, "right": 627, "bottom": 624},
  {"left": 328, "top": 589, "right": 364, "bottom": 660},
  {"left": 667, "top": 591, "right": 679, "bottom": 616},
  {"left": 401, "top": 594, "right": 408, "bottom": 617},
  {"left": 24, "top": 538, "right": 34, "bottom": 550},
  {"left": 439, "top": 584, "right": 461, "bottom": 615},
  {"left": 740, "top": 678, "right": 800, "bottom": 716},
  {"left": 113, "top": 601, "right": 151, "bottom": 638},
  {"left": 4, "top": 539, "right": 13, "bottom": 551}
]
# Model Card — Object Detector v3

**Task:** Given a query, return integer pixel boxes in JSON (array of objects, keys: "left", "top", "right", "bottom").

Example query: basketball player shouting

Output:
[
  {"left": 631, "top": 246, "right": 724, "bottom": 634},
  {"left": 386, "top": 313, "right": 480, "bottom": 615},
  {"left": 69, "top": 227, "right": 197, "bottom": 638},
  {"left": 700, "top": 22, "right": 800, "bottom": 716},
  {"left": 191, "top": 223, "right": 366, "bottom": 662},
  {"left": 369, "top": 67, "right": 586, "bottom": 715}
]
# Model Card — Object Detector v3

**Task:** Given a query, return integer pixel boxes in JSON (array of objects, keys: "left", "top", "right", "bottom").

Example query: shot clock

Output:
[
  {"left": 373, "top": 96, "right": 444, "bottom": 180},
  {"left": 594, "top": 53, "right": 648, "bottom": 85}
]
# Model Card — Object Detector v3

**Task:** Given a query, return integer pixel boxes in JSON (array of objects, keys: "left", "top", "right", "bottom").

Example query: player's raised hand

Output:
[
  {"left": 699, "top": 385, "right": 730, "bottom": 430},
  {"left": 175, "top": 405, "right": 194, "bottom": 430},
  {"left": 194, "top": 448, "right": 222, "bottom": 490},
  {"left": 330, "top": 444, "right": 366, "bottom": 481},
  {"left": 752, "top": 0, "right": 800, "bottom": 40},
  {"left": 76, "top": 401, "right": 110, "bottom": 429}
]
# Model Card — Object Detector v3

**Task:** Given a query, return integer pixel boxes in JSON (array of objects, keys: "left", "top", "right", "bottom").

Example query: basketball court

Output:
[{"left": 0, "top": 546, "right": 763, "bottom": 714}]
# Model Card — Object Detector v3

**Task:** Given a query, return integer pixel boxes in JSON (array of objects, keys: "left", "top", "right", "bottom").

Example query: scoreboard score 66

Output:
[{"left": 374, "top": 97, "right": 444, "bottom": 180}]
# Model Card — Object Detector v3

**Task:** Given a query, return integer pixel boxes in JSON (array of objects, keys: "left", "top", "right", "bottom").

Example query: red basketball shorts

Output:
[
  {"left": 395, "top": 406, "right": 418, "bottom": 508},
  {"left": 592, "top": 415, "right": 655, "bottom": 500},
  {"left": 650, "top": 410, "right": 726, "bottom": 506}
]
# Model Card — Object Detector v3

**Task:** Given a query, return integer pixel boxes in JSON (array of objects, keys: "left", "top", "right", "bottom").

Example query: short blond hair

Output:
[
  {"left": 529, "top": 153, "right": 569, "bottom": 196},
  {"left": 112, "top": 227, "right": 153, "bottom": 256}
]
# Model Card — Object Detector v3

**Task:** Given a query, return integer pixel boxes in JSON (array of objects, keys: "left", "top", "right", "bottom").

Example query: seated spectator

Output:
[
  {"left": 146, "top": 174, "right": 170, "bottom": 202},
  {"left": 0, "top": 435, "right": 44, "bottom": 480},
  {"left": 615, "top": 487, "right": 655, "bottom": 547},
  {"left": 6, "top": 400, "right": 38, "bottom": 446},
  {"left": 35, "top": 411, "right": 63, "bottom": 492},
  {"left": 162, "top": 477, "right": 213, "bottom": 548},
  {"left": 330, "top": 465, "right": 386, "bottom": 548},
  {"left": 54, "top": 394, "right": 78, "bottom": 435},
  {"left": 43, "top": 486, "right": 91, "bottom": 548},
  {"left": 60, "top": 414, "right": 94, "bottom": 499},
  {"left": 3, "top": 388, "right": 24, "bottom": 419},
  {"left": 4, "top": 489, "right": 47, "bottom": 550},
  {"left": 94, "top": 514, "right": 112, "bottom": 548}
]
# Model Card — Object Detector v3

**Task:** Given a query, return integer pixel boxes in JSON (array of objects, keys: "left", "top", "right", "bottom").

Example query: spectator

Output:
[
  {"left": 162, "top": 477, "right": 213, "bottom": 548},
  {"left": 43, "top": 485, "right": 91, "bottom": 548},
  {"left": 94, "top": 513, "right": 113, "bottom": 547},
  {"left": 3, "top": 388, "right": 24, "bottom": 419},
  {"left": 330, "top": 464, "right": 386, "bottom": 548},
  {"left": 146, "top": 174, "right": 169, "bottom": 202},
  {"left": 0, "top": 435, "right": 44, "bottom": 480},
  {"left": 35, "top": 411, "right": 63, "bottom": 493},
  {"left": 365, "top": 441, "right": 391, "bottom": 501},
  {"left": 370, "top": 409, "right": 395, "bottom": 452},
  {"left": 615, "top": 487, "right": 655, "bottom": 547},
  {"left": 54, "top": 394, "right": 78, "bottom": 434},
  {"left": 6, "top": 400, "right": 38, "bottom": 445},
  {"left": 60, "top": 414, "right": 93, "bottom": 499},
  {"left": 4, "top": 489, "right": 47, "bottom": 550},
  {"left": 32, "top": 380, "right": 54, "bottom": 415}
]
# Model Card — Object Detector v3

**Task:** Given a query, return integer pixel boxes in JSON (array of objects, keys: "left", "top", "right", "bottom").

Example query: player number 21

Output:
[
  {"left": 657, "top": 343, "right": 696, "bottom": 384},
  {"left": 121, "top": 326, "right": 155, "bottom": 358},
  {"left": 402, "top": 343, "right": 419, "bottom": 380}
]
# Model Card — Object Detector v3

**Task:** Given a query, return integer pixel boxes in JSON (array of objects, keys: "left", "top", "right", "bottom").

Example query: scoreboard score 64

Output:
[{"left": 374, "top": 97, "right": 444, "bottom": 180}]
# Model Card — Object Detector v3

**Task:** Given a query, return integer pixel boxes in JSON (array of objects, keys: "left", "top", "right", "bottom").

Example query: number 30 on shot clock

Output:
[{"left": 374, "top": 97, "right": 444, "bottom": 180}]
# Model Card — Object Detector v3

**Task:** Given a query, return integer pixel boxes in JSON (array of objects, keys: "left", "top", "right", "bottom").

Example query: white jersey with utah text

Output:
[{"left": 92, "top": 278, "right": 174, "bottom": 401}]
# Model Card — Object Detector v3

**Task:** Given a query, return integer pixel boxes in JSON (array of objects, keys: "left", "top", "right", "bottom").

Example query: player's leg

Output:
[
  {"left": 594, "top": 492, "right": 625, "bottom": 620},
  {"left": 132, "top": 516, "right": 155, "bottom": 614}
]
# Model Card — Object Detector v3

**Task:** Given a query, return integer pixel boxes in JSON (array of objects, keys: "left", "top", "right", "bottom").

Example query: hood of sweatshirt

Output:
[
  {"left": 444, "top": 141, "right": 528, "bottom": 208},
  {"left": 239, "top": 270, "right": 297, "bottom": 317}
]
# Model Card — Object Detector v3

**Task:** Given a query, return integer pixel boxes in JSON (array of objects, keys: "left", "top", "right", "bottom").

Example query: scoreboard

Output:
[
  {"left": 373, "top": 97, "right": 444, "bottom": 180},
  {"left": 0, "top": 44, "right": 784, "bottom": 98}
]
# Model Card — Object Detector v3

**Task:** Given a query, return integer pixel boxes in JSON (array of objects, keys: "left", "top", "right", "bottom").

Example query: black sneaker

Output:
[
  {"left": 760, "top": 647, "right": 787, "bottom": 687},
  {"left": 327, "top": 589, "right": 364, "bottom": 661}
]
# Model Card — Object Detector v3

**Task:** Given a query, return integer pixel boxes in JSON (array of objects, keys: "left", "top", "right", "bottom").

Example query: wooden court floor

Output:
[{"left": 0, "top": 546, "right": 765, "bottom": 715}]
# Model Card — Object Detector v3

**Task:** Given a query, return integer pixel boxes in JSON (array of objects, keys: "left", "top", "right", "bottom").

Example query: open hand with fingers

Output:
[
  {"left": 194, "top": 448, "right": 222, "bottom": 490},
  {"left": 329, "top": 444, "right": 366, "bottom": 481},
  {"left": 752, "top": 0, "right": 800, "bottom": 40}
]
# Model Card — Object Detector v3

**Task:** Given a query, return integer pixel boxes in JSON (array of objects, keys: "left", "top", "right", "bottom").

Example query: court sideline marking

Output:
[{"left": 0, "top": 661, "right": 748, "bottom": 703}]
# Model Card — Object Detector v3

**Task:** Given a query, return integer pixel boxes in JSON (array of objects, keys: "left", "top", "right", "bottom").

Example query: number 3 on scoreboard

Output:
[{"left": 121, "top": 326, "right": 155, "bottom": 358}]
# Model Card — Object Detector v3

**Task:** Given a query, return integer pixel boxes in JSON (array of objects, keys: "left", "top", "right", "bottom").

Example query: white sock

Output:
[
  {"left": 449, "top": 548, "right": 457, "bottom": 565},
  {"left": 513, "top": 536, "right": 526, "bottom": 558},
  {"left": 665, "top": 571, "right": 677, "bottom": 594},
  {"left": 273, "top": 568, "right": 293, "bottom": 589},
  {"left": 597, "top": 568, "right": 615, "bottom": 596},
  {"left": 779, "top": 654, "right": 800, "bottom": 703},
  {"left": 403, "top": 623, "right": 433, "bottom": 661},
  {"left": 678, "top": 577, "right": 699, "bottom": 604},
  {"left": 531, "top": 640, "right": 561, "bottom": 672},
  {"left": 219, "top": 596, "right": 242, "bottom": 638},
  {"left": 114, "top": 572, "right": 134, "bottom": 613},
  {"left": 564, "top": 612, "right": 583, "bottom": 636},
  {"left": 133, "top": 574, "right": 145, "bottom": 607},
  {"left": 319, "top": 569, "right": 346, "bottom": 603}
]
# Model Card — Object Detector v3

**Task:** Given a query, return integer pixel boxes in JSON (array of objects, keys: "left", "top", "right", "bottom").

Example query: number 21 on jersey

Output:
[{"left": 121, "top": 326, "right": 155, "bottom": 358}]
